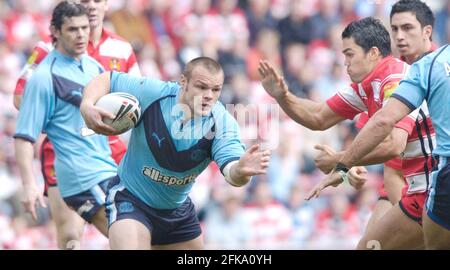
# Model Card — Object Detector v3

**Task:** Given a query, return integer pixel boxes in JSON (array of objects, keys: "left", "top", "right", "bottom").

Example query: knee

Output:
[{"left": 55, "top": 222, "right": 84, "bottom": 249}]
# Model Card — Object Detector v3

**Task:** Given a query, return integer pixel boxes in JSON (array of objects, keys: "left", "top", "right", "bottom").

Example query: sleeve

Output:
[
  {"left": 14, "top": 42, "right": 50, "bottom": 96},
  {"left": 391, "top": 61, "right": 428, "bottom": 111},
  {"left": 211, "top": 110, "right": 246, "bottom": 174},
  {"left": 110, "top": 71, "right": 168, "bottom": 109},
  {"left": 326, "top": 86, "right": 366, "bottom": 120},
  {"left": 13, "top": 72, "right": 54, "bottom": 143}
]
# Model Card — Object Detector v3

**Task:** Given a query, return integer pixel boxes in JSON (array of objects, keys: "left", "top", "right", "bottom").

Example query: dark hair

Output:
[
  {"left": 183, "top": 57, "right": 223, "bottom": 79},
  {"left": 342, "top": 17, "right": 391, "bottom": 57},
  {"left": 50, "top": 1, "right": 88, "bottom": 43},
  {"left": 390, "top": 0, "right": 435, "bottom": 28}
]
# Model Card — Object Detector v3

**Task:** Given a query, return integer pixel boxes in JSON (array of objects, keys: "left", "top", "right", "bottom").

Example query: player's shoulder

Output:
[
  {"left": 102, "top": 28, "right": 133, "bottom": 48},
  {"left": 32, "top": 51, "right": 58, "bottom": 76},
  {"left": 413, "top": 45, "right": 449, "bottom": 69},
  {"left": 384, "top": 55, "right": 409, "bottom": 74},
  {"left": 35, "top": 40, "right": 53, "bottom": 52},
  {"left": 211, "top": 101, "right": 237, "bottom": 124}
]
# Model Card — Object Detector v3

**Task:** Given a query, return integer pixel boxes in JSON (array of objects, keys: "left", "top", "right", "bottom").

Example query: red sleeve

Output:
[{"left": 326, "top": 93, "right": 361, "bottom": 120}]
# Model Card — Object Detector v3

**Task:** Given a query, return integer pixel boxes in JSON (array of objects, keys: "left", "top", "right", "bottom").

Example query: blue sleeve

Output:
[
  {"left": 14, "top": 72, "right": 54, "bottom": 143},
  {"left": 110, "top": 71, "right": 170, "bottom": 109},
  {"left": 212, "top": 110, "right": 245, "bottom": 173},
  {"left": 391, "top": 59, "right": 429, "bottom": 110}
]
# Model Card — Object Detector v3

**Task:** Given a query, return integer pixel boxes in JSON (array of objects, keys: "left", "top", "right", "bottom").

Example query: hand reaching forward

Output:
[
  {"left": 236, "top": 144, "right": 271, "bottom": 177},
  {"left": 258, "top": 60, "right": 289, "bottom": 100}
]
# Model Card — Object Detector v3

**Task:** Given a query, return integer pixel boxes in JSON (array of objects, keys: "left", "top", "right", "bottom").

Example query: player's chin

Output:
[{"left": 74, "top": 46, "right": 87, "bottom": 55}]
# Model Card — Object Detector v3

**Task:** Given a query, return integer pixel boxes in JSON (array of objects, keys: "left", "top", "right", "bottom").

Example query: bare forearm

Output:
[
  {"left": 276, "top": 92, "right": 328, "bottom": 131},
  {"left": 82, "top": 72, "right": 111, "bottom": 106},
  {"left": 346, "top": 139, "right": 398, "bottom": 166},
  {"left": 340, "top": 113, "right": 395, "bottom": 167},
  {"left": 15, "top": 139, "right": 37, "bottom": 187}
]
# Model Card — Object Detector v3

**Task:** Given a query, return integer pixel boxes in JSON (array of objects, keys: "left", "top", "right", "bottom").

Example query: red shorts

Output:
[
  {"left": 398, "top": 186, "right": 427, "bottom": 225},
  {"left": 40, "top": 135, "right": 126, "bottom": 195}
]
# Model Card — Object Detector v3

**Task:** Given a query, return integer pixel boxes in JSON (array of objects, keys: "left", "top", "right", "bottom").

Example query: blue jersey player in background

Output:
[
  {"left": 14, "top": 2, "right": 116, "bottom": 241},
  {"left": 306, "top": 44, "right": 450, "bottom": 250},
  {"left": 80, "top": 57, "right": 271, "bottom": 249}
]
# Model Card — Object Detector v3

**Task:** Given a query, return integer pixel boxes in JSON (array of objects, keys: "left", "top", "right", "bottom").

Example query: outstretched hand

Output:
[
  {"left": 258, "top": 60, "right": 289, "bottom": 100},
  {"left": 236, "top": 144, "right": 271, "bottom": 177},
  {"left": 305, "top": 170, "right": 344, "bottom": 201}
]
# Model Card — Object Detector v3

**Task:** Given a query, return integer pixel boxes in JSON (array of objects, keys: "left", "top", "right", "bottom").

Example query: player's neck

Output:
[
  {"left": 89, "top": 25, "right": 104, "bottom": 48},
  {"left": 404, "top": 41, "right": 432, "bottom": 64}
]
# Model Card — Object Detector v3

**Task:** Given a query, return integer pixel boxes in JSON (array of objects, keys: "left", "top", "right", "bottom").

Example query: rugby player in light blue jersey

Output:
[
  {"left": 80, "top": 57, "right": 271, "bottom": 249},
  {"left": 307, "top": 44, "right": 450, "bottom": 249},
  {"left": 14, "top": 1, "right": 117, "bottom": 240}
]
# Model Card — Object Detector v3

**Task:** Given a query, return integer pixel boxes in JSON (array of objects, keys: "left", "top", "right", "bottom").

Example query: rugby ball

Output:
[{"left": 95, "top": 92, "right": 141, "bottom": 133}]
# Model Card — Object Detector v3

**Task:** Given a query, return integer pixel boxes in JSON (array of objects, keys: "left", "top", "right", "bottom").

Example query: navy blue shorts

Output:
[
  {"left": 105, "top": 176, "right": 202, "bottom": 245},
  {"left": 63, "top": 178, "right": 112, "bottom": 223},
  {"left": 426, "top": 156, "right": 450, "bottom": 230}
]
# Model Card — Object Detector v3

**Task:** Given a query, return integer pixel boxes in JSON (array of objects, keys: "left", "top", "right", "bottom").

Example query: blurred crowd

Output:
[{"left": 0, "top": 0, "right": 449, "bottom": 249}]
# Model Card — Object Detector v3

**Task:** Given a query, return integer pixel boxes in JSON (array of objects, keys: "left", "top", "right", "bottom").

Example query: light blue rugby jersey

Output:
[
  {"left": 14, "top": 50, "right": 117, "bottom": 198},
  {"left": 109, "top": 71, "right": 245, "bottom": 209},
  {"left": 392, "top": 44, "right": 450, "bottom": 157}
]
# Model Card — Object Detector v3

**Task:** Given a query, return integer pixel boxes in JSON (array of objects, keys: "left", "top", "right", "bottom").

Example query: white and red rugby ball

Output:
[{"left": 95, "top": 92, "right": 141, "bottom": 133}]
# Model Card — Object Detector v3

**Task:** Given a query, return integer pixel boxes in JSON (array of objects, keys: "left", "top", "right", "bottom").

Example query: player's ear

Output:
[
  {"left": 423, "top": 25, "right": 432, "bottom": 41},
  {"left": 368, "top": 46, "right": 381, "bottom": 61},
  {"left": 50, "top": 25, "right": 60, "bottom": 40}
]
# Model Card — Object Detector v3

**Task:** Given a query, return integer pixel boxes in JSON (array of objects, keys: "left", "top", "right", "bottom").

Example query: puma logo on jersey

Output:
[
  {"left": 152, "top": 132, "right": 165, "bottom": 147},
  {"left": 445, "top": 62, "right": 450, "bottom": 77}
]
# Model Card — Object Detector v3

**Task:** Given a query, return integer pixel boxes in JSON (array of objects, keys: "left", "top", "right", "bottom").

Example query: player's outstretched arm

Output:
[
  {"left": 314, "top": 127, "right": 408, "bottom": 173},
  {"left": 305, "top": 166, "right": 368, "bottom": 200},
  {"left": 305, "top": 171, "right": 344, "bottom": 200},
  {"left": 80, "top": 72, "right": 118, "bottom": 135},
  {"left": 226, "top": 144, "right": 271, "bottom": 187},
  {"left": 258, "top": 60, "right": 345, "bottom": 131},
  {"left": 14, "top": 139, "right": 47, "bottom": 220}
]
